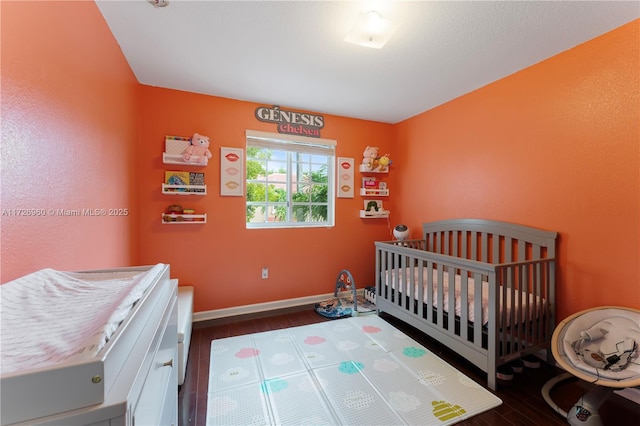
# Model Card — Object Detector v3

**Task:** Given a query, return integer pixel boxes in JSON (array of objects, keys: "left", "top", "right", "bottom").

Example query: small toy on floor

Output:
[{"left": 314, "top": 270, "right": 376, "bottom": 319}]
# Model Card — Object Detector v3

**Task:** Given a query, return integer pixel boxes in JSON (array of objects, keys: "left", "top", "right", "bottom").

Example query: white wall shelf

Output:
[
  {"left": 359, "top": 164, "right": 389, "bottom": 173},
  {"left": 163, "top": 153, "right": 208, "bottom": 166},
  {"left": 360, "top": 188, "right": 389, "bottom": 196},
  {"left": 359, "top": 210, "right": 390, "bottom": 219},
  {"left": 161, "top": 213, "right": 207, "bottom": 224},
  {"left": 162, "top": 184, "right": 207, "bottom": 195}
]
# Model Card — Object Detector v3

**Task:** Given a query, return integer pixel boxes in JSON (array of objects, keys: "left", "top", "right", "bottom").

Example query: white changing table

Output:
[{"left": 1, "top": 265, "right": 178, "bottom": 426}]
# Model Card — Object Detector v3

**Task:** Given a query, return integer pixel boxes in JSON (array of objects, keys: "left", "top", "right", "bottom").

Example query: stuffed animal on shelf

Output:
[
  {"left": 362, "top": 146, "right": 379, "bottom": 171},
  {"left": 377, "top": 153, "right": 392, "bottom": 172},
  {"left": 183, "top": 133, "right": 212, "bottom": 163}
]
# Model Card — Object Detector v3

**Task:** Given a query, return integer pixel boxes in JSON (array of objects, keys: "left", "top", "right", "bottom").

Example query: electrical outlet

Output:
[{"left": 261, "top": 267, "right": 268, "bottom": 279}]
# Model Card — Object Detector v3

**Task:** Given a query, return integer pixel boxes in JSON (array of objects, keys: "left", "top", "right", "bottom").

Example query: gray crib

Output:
[{"left": 374, "top": 218, "right": 557, "bottom": 390}]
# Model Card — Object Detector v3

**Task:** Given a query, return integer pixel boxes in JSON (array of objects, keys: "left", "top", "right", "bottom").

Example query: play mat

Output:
[{"left": 206, "top": 315, "right": 502, "bottom": 425}]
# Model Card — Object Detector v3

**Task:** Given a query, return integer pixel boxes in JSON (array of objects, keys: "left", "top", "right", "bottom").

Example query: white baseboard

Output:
[{"left": 193, "top": 292, "right": 338, "bottom": 322}]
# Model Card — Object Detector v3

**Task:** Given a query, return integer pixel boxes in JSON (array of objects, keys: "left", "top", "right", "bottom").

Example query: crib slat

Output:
[
  {"left": 460, "top": 273, "right": 469, "bottom": 341},
  {"left": 404, "top": 255, "right": 412, "bottom": 312},
  {"left": 436, "top": 265, "right": 444, "bottom": 328},
  {"left": 447, "top": 268, "right": 456, "bottom": 332},
  {"left": 487, "top": 270, "right": 498, "bottom": 384},
  {"left": 389, "top": 251, "right": 397, "bottom": 305},
  {"left": 544, "top": 261, "right": 551, "bottom": 343},
  {"left": 444, "top": 231, "right": 450, "bottom": 256},
  {"left": 499, "top": 268, "right": 508, "bottom": 357},
  {"left": 400, "top": 254, "right": 406, "bottom": 310},
  {"left": 521, "top": 264, "right": 530, "bottom": 347},
  {"left": 471, "top": 232, "right": 478, "bottom": 261},
  {"left": 462, "top": 231, "right": 468, "bottom": 260},
  {"left": 473, "top": 272, "right": 483, "bottom": 346},
  {"left": 417, "top": 261, "right": 424, "bottom": 319},
  {"left": 508, "top": 265, "right": 517, "bottom": 354},
  {"left": 426, "top": 261, "right": 434, "bottom": 324},
  {"left": 396, "top": 252, "right": 403, "bottom": 307},
  {"left": 518, "top": 240, "right": 526, "bottom": 262},
  {"left": 481, "top": 232, "right": 489, "bottom": 263},
  {"left": 532, "top": 261, "right": 541, "bottom": 343}
]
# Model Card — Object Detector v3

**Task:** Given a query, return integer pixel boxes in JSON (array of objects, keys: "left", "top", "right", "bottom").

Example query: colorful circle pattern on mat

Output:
[
  {"left": 373, "top": 358, "right": 399, "bottom": 372},
  {"left": 211, "top": 344, "right": 229, "bottom": 355},
  {"left": 403, "top": 346, "right": 427, "bottom": 357},
  {"left": 336, "top": 340, "right": 359, "bottom": 351},
  {"left": 269, "top": 352, "right": 295, "bottom": 365},
  {"left": 338, "top": 360, "right": 364, "bottom": 374},
  {"left": 343, "top": 390, "right": 374, "bottom": 409},
  {"left": 235, "top": 347, "right": 259, "bottom": 358},
  {"left": 304, "top": 335, "right": 326, "bottom": 345},
  {"left": 261, "top": 378, "right": 289, "bottom": 393},
  {"left": 208, "top": 395, "right": 237, "bottom": 415},
  {"left": 418, "top": 370, "right": 446, "bottom": 386},
  {"left": 389, "top": 391, "right": 422, "bottom": 413}
]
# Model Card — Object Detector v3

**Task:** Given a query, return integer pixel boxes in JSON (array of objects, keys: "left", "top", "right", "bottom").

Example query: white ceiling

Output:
[{"left": 96, "top": 0, "right": 640, "bottom": 124}]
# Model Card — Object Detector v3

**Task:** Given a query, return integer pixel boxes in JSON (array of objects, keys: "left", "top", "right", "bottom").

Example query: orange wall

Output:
[
  {"left": 0, "top": 1, "right": 140, "bottom": 282},
  {"left": 393, "top": 20, "right": 640, "bottom": 321},
  {"left": 137, "top": 88, "right": 395, "bottom": 312}
]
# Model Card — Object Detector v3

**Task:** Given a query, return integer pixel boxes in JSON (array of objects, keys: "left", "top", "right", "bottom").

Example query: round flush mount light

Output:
[
  {"left": 344, "top": 10, "right": 399, "bottom": 49},
  {"left": 148, "top": 0, "right": 169, "bottom": 8}
]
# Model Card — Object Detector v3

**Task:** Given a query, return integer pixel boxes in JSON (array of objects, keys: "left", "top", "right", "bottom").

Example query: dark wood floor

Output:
[{"left": 178, "top": 307, "right": 640, "bottom": 425}]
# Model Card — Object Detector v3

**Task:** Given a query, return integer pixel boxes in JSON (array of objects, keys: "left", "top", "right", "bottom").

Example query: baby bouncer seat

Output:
[{"left": 543, "top": 306, "right": 640, "bottom": 425}]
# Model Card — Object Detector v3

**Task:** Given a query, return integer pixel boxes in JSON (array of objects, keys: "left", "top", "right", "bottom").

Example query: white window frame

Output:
[{"left": 245, "top": 130, "right": 336, "bottom": 229}]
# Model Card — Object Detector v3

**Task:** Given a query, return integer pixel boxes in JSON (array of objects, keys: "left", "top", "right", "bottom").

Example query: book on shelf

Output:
[
  {"left": 164, "top": 171, "right": 206, "bottom": 193},
  {"left": 362, "top": 177, "right": 377, "bottom": 188},
  {"left": 189, "top": 172, "right": 205, "bottom": 193},
  {"left": 165, "top": 135, "right": 192, "bottom": 156},
  {"left": 363, "top": 199, "right": 384, "bottom": 213},
  {"left": 165, "top": 171, "right": 190, "bottom": 192},
  {"left": 361, "top": 177, "right": 387, "bottom": 195}
]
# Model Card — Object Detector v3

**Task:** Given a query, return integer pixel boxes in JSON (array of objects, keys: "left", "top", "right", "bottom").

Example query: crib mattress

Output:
[{"left": 384, "top": 267, "right": 543, "bottom": 326}]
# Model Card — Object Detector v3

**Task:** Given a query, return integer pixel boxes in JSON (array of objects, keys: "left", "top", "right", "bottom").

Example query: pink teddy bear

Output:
[
  {"left": 183, "top": 133, "right": 212, "bottom": 163},
  {"left": 362, "top": 146, "right": 379, "bottom": 171}
]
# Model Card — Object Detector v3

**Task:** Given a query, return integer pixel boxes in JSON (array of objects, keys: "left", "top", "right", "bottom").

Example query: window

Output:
[{"left": 246, "top": 130, "right": 336, "bottom": 228}]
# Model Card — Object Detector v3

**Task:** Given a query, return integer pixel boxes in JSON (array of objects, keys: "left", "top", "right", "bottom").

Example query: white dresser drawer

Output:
[{"left": 132, "top": 296, "right": 178, "bottom": 426}]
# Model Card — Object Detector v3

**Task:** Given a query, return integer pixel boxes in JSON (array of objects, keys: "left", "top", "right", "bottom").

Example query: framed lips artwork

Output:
[
  {"left": 337, "top": 157, "right": 354, "bottom": 198},
  {"left": 220, "top": 147, "right": 244, "bottom": 196}
]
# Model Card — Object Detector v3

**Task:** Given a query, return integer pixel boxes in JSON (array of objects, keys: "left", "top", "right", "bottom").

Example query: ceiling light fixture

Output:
[
  {"left": 344, "top": 10, "right": 398, "bottom": 49},
  {"left": 148, "top": 0, "right": 169, "bottom": 8}
]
